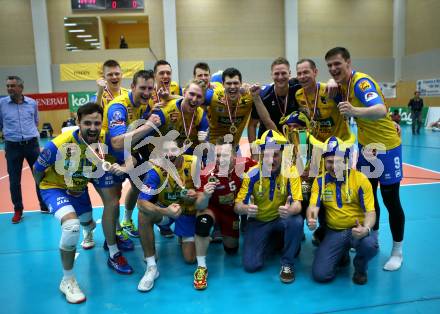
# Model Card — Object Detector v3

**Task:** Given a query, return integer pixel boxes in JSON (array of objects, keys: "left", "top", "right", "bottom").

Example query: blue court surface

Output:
[{"left": 1, "top": 125, "right": 440, "bottom": 314}]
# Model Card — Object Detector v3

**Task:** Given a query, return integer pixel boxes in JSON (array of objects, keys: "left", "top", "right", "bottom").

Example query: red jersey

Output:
[{"left": 198, "top": 157, "right": 257, "bottom": 213}]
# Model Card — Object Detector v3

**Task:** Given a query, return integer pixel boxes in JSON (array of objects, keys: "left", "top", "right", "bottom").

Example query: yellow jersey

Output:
[
  {"left": 337, "top": 71, "right": 400, "bottom": 149},
  {"left": 138, "top": 155, "right": 197, "bottom": 215},
  {"left": 309, "top": 170, "right": 375, "bottom": 230},
  {"left": 34, "top": 129, "right": 109, "bottom": 192},
  {"left": 99, "top": 87, "right": 129, "bottom": 109},
  {"left": 235, "top": 165, "right": 303, "bottom": 222},
  {"left": 207, "top": 85, "right": 253, "bottom": 145},
  {"left": 296, "top": 82, "right": 350, "bottom": 142},
  {"left": 153, "top": 99, "right": 209, "bottom": 152}
]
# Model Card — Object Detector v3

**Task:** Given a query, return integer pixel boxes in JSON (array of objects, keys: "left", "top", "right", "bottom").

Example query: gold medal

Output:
[
  {"left": 102, "top": 161, "right": 112, "bottom": 172},
  {"left": 230, "top": 124, "right": 237, "bottom": 134},
  {"left": 180, "top": 187, "right": 188, "bottom": 199},
  {"left": 183, "top": 138, "right": 192, "bottom": 147}
]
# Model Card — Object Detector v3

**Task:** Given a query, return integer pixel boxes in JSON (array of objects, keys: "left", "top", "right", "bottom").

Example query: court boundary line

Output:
[{"left": 403, "top": 162, "right": 440, "bottom": 174}]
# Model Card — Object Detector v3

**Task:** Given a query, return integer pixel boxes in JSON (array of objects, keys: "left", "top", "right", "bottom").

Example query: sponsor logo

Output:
[
  {"left": 365, "top": 92, "right": 379, "bottom": 102},
  {"left": 359, "top": 80, "right": 371, "bottom": 92}
]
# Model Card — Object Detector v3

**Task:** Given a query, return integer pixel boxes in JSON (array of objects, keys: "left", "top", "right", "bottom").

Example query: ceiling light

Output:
[
  {"left": 68, "top": 29, "right": 85, "bottom": 33},
  {"left": 64, "top": 23, "right": 77, "bottom": 26},
  {"left": 77, "top": 35, "right": 92, "bottom": 38}
]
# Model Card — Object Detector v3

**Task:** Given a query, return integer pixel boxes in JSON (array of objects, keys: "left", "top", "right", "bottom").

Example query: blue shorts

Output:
[
  {"left": 357, "top": 144, "right": 403, "bottom": 185},
  {"left": 92, "top": 171, "right": 126, "bottom": 188},
  {"left": 174, "top": 214, "right": 196, "bottom": 238},
  {"left": 40, "top": 188, "right": 93, "bottom": 219}
]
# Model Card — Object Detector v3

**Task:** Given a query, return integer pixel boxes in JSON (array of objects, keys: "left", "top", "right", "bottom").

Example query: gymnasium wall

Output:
[{"left": 0, "top": 0, "right": 439, "bottom": 131}]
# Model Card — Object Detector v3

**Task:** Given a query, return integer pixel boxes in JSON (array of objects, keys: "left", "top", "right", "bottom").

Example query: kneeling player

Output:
[{"left": 193, "top": 137, "right": 256, "bottom": 290}]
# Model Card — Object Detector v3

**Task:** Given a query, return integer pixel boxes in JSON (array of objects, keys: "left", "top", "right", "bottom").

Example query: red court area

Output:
[{"left": 1, "top": 150, "right": 439, "bottom": 213}]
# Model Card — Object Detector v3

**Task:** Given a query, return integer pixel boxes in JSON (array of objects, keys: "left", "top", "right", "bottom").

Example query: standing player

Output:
[
  {"left": 150, "top": 59, "right": 182, "bottom": 109},
  {"left": 193, "top": 138, "right": 256, "bottom": 290},
  {"left": 33, "top": 103, "right": 121, "bottom": 303},
  {"left": 248, "top": 57, "right": 302, "bottom": 143},
  {"left": 325, "top": 47, "right": 405, "bottom": 271},
  {"left": 95, "top": 60, "right": 129, "bottom": 109},
  {"left": 206, "top": 67, "right": 254, "bottom": 145},
  {"left": 193, "top": 62, "right": 222, "bottom": 107},
  {"left": 150, "top": 79, "right": 209, "bottom": 154},
  {"left": 136, "top": 138, "right": 198, "bottom": 292},
  {"left": 98, "top": 70, "right": 158, "bottom": 273}
]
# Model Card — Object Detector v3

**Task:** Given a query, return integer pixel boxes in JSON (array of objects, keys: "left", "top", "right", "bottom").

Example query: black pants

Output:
[
  {"left": 5, "top": 138, "right": 45, "bottom": 212},
  {"left": 411, "top": 111, "right": 422, "bottom": 134}
]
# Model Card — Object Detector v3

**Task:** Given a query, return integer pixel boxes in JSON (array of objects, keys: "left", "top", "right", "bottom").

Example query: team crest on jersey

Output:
[
  {"left": 359, "top": 80, "right": 371, "bottom": 92},
  {"left": 365, "top": 92, "right": 378, "bottom": 102}
]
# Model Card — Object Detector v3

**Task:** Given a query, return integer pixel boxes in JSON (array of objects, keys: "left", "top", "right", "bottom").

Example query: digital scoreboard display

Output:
[{"left": 71, "top": 0, "right": 144, "bottom": 10}]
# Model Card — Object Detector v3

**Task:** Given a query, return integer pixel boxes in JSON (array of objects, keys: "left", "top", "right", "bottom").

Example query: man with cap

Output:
[
  {"left": 306, "top": 136, "right": 378, "bottom": 285},
  {"left": 235, "top": 129, "right": 303, "bottom": 283}
]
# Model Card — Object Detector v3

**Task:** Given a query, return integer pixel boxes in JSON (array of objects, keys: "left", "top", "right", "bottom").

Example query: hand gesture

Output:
[
  {"left": 278, "top": 195, "right": 292, "bottom": 219},
  {"left": 326, "top": 79, "right": 339, "bottom": 98},
  {"left": 167, "top": 203, "right": 182, "bottom": 218},
  {"left": 351, "top": 219, "right": 368, "bottom": 239},
  {"left": 148, "top": 113, "right": 161, "bottom": 126},
  {"left": 337, "top": 101, "right": 355, "bottom": 118},
  {"left": 247, "top": 204, "right": 258, "bottom": 217},
  {"left": 307, "top": 210, "right": 318, "bottom": 231},
  {"left": 249, "top": 84, "right": 261, "bottom": 97},
  {"left": 96, "top": 78, "right": 107, "bottom": 89},
  {"left": 203, "top": 181, "right": 217, "bottom": 196},
  {"left": 240, "top": 83, "right": 251, "bottom": 96},
  {"left": 158, "top": 87, "right": 170, "bottom": 101}
]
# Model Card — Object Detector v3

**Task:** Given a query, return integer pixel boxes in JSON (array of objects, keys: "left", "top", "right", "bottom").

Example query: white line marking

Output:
[
  {"left": 96, "top": 219, "right": 102, "bottom": 224},
  {"left": 0, "top": 166, "right": 30, "bottom": 180},
  {"left": 75, "top": 253, "right": 80, "bottom": 260},
  {"left": 403, "top": 162, "right": 440, "bottom": 175}
]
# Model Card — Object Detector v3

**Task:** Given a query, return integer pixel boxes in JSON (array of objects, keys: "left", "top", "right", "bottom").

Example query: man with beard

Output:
[
  {"left": 193, "top": 137, "right": 256, "bottom": 290},
  {"left": 149, "top": 79, "right": 209, "bottom": 154},
  {"left": 33, "top": 103, "right": 122, "bottom": 303},
  {"left": 136, "top": 138, "right": 198, "bottom": 292},
  {"left": 97, "top": 70, "right": 158, "bottom": 274},
  {"left": 325, "top": 47, "right": 405, "bottom": 272},
  {"left": 235, "top": 130, "right": 303, "bottom": 283}
]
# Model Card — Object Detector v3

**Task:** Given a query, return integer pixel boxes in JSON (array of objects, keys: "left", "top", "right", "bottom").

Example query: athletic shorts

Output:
[
  {"left": 40, "top": 188, "right": 93, "bottom": 219},
  {"left": 357, "top": 144, "right": 403, "bottom": 185},
  {"left": 211, "top": 207, "right": 240, "bottom": 238},
  {"left": 174, "top": 214, "right": 196, "bottom": 238}
]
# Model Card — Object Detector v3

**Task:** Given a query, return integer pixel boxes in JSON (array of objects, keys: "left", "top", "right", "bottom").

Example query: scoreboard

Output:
[{"left": 71, "top": 0, "right": 144, "bottom": 10}]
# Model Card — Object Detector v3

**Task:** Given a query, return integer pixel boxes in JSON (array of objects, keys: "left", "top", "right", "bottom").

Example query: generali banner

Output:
[
  {"left": 60, "top": 61, "right": 144, "bottom": 81},
  {"left": 26, "top": 92, "right": 69, "bottom": 111}
]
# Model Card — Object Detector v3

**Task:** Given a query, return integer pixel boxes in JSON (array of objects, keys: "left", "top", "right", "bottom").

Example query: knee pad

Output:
[
  {"left": 59, "top": 219, "right": 80, "bottom": 251},
  {"left": 195, "top": 214, "right": 214, "bottom": 237},
  {"left": 223, "top": 245, "right": 238, "bottom": 255}
]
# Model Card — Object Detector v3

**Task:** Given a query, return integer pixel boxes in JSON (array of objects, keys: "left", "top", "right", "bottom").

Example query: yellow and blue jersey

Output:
[
  {"left": 103, "top": 92, "right": 149, "bottom": 136},
  {"left": 153, "top": 98, "right": 208, "bottom": 151},
  {"left": 207, "top": 84, "right": 254, "bottom": 145},
  {"left": 34, "top": 129, "right": 111, "bottom": 192},
  {"left": 309, "top": 170, "right": 375, "bottom": 230},
  {"left": 296, "top": 82, "right": 350, "bottom": 142},
  {"left": 235, "top": 165, "right": 303, "bottom": 222},
  {"left": 335, "top": 71, "right": 400, "bottom": 149},
  {"left": 138, "top": 155, "right": 197, "bottom": 215},
  {"left": 97, "top": 87, "right": 129, "bottom": 109}
]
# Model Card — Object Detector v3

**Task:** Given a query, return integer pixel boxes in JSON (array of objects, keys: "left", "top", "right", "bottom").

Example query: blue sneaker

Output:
[
  {"left": 103, "top": 231, "right": 135, "bottom": 252},
  {"left": 107, "top": 252, "right": 133, "bottom": 274}
]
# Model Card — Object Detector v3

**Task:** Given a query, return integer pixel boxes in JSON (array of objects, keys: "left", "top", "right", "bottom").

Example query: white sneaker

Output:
[
  {"left": 59, "top": 277, "right": 86, "bottom": 304},
  {"left": 138, "top": 266, "right": 160, "bottom": 292},
  {"left": 81, "top": 229, "right": 95, "bottom": 250},
  {"left": 383, "top": 255, "right": 403, "bottom": 271}
]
